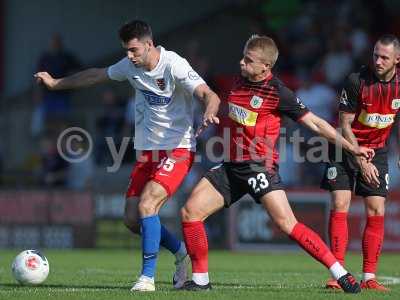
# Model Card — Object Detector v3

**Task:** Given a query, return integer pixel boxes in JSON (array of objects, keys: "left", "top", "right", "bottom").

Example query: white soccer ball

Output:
[{"left": 12, "top": 250, "right": 50, "bottom": 285}]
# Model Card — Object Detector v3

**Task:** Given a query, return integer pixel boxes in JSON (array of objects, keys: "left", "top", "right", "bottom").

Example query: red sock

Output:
[
  {"left": 329, "top": 211, "right": 348, "bottom": 266},
  {"left": 362, "top": 215, "right": 384, "bottom": 274},
  {"left": 290, "top": 222, "right": 337, "bottom": 268},
  {"left": 182, "top": 221, "right": 208, "bottom": 273}
]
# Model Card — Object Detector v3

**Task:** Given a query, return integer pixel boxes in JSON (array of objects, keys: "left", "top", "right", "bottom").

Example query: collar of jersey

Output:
[
  {"left": 243, "top": 73, "right": 273, "bottom": 85},
  {"left": 143, "top": 46, "right": 164, "bottom": 75}
]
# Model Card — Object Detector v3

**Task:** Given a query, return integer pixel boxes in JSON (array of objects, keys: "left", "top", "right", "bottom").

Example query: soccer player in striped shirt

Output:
[
  {"left": 179, "top": 35, "right": 374, "bottom": 293},
  {"left": 321, "top": 34, "right": 400, "bottom": 292}
]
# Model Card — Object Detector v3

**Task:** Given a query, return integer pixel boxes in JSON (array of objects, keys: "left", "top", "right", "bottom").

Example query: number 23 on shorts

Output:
[{"left": 247, "top": 173, "right": 269, "bottom": 193}]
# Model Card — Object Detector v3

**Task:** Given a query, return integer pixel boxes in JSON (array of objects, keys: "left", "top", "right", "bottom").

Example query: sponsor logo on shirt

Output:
[
  {"left": 358, "top": 109, "right": 395, "bottom": 129},
  {"left": 228, "top": 102, "right": 258, "bottom": 126},
  {"left": 140, "top": 89, "right": 171, "bottom": 105},
  {"left": 250, "top": 95, "right": 263, "bottom": 109},
  {"left": 392, "top": 99, "right": 400, "bottom": 110}
]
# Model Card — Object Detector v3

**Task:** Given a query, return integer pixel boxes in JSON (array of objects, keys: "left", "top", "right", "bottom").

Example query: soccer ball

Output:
[{"left": 12, "top": 250, "right": 50, "bottom": 285}]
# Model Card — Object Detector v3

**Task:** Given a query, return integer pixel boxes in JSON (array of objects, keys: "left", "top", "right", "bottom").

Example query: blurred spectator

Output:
[
  {"left": 66, "top": 138, "right": 94, "bottom": 190},
  {"left": 349, "top": 27, "right": 369, "bottom": 59},
  {"left": 121, "top": 93, "right": 136, "bottom": 164},
  {"left": 296, "top": 75, "right": 336, "bottom": 124},
  {"left": 39, "top": 134, "right": 68, "bottom": 187},
  {"left": 184, "top": 39, "right": 212, "bottom": 82},
  {"left": 123, "top": 93, "right": 135, "bottom": 138},
  {"left": 279, "top": 142, "right": 301, "bottom": 187},
  {"left": 95, "top": 89, "right": 125, "bottom": 165},
  {"left": 32, "top": 34, "right": 82, "bottom": 136},
  {"left": 388, "top": 134, "right": 400, "bottom": 188},
  {"left": 0, "top": 144, "right": 3, "bottom": 186},
  {"left": 320, "top": 33, "right": 353, "bottom": 88}
]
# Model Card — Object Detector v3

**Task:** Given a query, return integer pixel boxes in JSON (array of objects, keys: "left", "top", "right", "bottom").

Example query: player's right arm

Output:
[
  {"left": 340, "top": 111, "right": 380, "bottom": 187},
  {"left": 339, "top": 72, "right": 380, "bottom": 187},
  {"left": 34, "top": 68, "right": 110, "bottom": 90},
  {"left": 34, "top": 57, "right": 130, "bottom": 90}
]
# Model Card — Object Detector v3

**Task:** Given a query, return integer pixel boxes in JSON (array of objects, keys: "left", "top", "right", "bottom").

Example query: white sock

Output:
[
  {"left": 175, "top": 242, "right": 187, "bottom": 261},
  {"left": 192, "top": 272, "right": 209, "bottom": 285},
  {"left": 329, "top": 262, "right": 348, "bottom": 280},
  {"left": 363, "top": 273, "right": 375, "bottom": 281},
  {"left": 139, "top": 275, "right": 154, "bottom": 283}
]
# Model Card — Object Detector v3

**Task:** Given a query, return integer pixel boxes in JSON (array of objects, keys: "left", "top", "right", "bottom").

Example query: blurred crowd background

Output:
[
  {"left": 0, "top": 0, "right": 400, "bottom": 249},
  {"left": 2, "top": 0, "right": 399, "bottom": 192}
]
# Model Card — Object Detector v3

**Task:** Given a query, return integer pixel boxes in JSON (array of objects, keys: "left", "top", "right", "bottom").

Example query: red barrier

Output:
[{"left": 0, "top": 191, "right": 95, "bottom": 248}]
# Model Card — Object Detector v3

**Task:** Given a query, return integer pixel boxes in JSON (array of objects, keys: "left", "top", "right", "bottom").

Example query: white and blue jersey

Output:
[{"left": 107, "top": 46, "right": 205, "bottom": 150}]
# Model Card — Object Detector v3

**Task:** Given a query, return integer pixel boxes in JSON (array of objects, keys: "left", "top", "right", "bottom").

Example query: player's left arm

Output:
[
  {"left": 299, "top": 112, "right": 374, "bottom": 159},
  {"left": 277, "top": 84, "right": 374, "bottom": 159},
  {"left": 194, "top": 84, "right": 220, "bottom": 127},
  {"left": 172, "top": 57, "right": 220, "bottom": 135}
]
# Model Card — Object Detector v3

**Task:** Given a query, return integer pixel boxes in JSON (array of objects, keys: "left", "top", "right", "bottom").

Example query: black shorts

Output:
[
  {"left": 320, "top": 145, "right": 389, "bottom": 197},
  {"left": 204, "top": 162, "right": 284, "bottom": 207}
]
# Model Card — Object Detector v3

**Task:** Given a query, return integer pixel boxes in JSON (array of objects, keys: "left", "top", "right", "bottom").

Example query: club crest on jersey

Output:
[
  {"left": 250, "top": 95, "right": 263, "bottom": 109},
  {"left": 392, "top": 99, "right": 400, "bottom": 110},
  {"left": 156, "top": 78, "right": 166, "bottom": 90}
]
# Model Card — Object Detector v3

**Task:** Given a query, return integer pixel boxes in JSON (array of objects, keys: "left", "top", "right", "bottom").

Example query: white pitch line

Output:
[{"left": 378, "top": 276, "right": 400, "bottom": 285}]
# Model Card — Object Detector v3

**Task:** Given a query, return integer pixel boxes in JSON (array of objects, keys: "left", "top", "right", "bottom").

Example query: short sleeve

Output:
[
  {"left": 338, "top": 73, "right": 361, "bottom": 113},
  {"left": 107, "top": 57, "right": 129, "bottom": 82},
  {"left": 277, "top": 85, "right": 310, "bottom": 121},
  {"left": 172, "top": 56, "right": 206, "bottom": 95}
]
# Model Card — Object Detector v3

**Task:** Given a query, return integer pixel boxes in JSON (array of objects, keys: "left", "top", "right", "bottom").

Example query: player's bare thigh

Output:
[
  {"left": 331, "top": 190, "right": 352, "bottom": 212},
  {"left": 181, "top": 178, "right": 225, "bottom": 222},
  {"left": 123, "top": 180, "right": 169, "bottom": 229},
  {"left": 259, "top": 190, "right": 298, "bottom": 234}
]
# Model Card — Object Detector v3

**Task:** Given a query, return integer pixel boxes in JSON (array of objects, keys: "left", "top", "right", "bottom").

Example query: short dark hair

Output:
[
  {"left": 118, "top": 20, "right": 152, "bottom": 44},
  {"left": 377, "top": 34, "right": 400, "bottom": 52}
]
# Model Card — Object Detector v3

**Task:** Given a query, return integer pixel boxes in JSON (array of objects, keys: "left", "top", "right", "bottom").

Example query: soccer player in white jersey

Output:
[{"left": 35, "top": 20, "right": 220, "bottom": 292}]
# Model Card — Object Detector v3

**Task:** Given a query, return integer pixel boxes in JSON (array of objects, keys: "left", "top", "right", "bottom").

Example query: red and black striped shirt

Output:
[
  {"left": 339, "top": 66, "right": 400, "bottom": 149},
  {"left": 225, "top": 74, "right": 309, "bottom": 169}
]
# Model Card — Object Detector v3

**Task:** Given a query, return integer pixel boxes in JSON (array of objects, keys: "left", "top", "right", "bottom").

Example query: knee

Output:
[
  {"left": 332, "top": 198, "right": 351, "bottom": 212},
  {"left": 366, "top": 204, "right": 385, "bottom": 216},
  {"left": 138, "top": 198, "right": 157, "bottom": 217},
  {"left": 138, "top": 189, "right": 163, "bottom": 217},
  {"left": 181, "top": 202, "right": 203, "bottom": 222}
]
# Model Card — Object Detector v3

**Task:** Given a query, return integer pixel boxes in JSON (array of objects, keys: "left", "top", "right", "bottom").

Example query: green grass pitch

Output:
[{"left": 0, "top": 249, "right": 399, "bottom": 299}]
